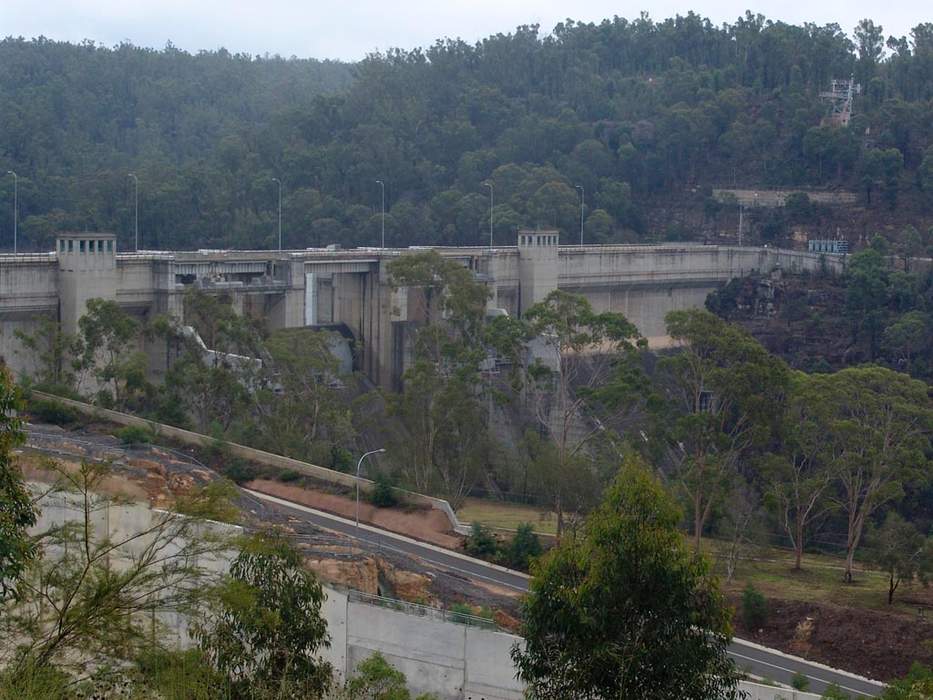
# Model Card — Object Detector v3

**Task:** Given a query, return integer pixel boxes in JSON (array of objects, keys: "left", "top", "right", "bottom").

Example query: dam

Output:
[{"left": 0, "top": 231, "right": 843, "bottom": 388}]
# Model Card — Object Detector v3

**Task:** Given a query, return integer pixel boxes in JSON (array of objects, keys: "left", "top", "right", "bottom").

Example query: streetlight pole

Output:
[
  {"left": 6, "top": 171, "right": 16, "bottom": 253},
  {"left": 356, "top": 448, "right": 387, "bottom": 530},
  {"left": 272, "top": 177, "right": 283, "bottom": 251},
  {"left": 375, "top": 180, "right": 385, "bottom": 249},
  {"left": 128, "top": 173, "right": 139, "bottom": 251},
  {"left": 575, "top": 185, "right": 584, "bottom": 246},
  {"left": 483, "top": 181, "right": 493, "bottom": 249}
]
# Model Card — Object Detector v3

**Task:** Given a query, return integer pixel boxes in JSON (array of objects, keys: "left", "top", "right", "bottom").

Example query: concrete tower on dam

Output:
[{"left": 0, "top": 231, "right": 844, "bottom": 389}]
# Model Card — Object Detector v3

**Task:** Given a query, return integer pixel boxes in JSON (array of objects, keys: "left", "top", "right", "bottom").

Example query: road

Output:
[{"left": 246, "top": 489, "right": 887, "bottom": 698}]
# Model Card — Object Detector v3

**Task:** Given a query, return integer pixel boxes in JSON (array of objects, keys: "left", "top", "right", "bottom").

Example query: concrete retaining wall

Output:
[{"left": 28, "top": 490, "right": 823, "bottom": 700}]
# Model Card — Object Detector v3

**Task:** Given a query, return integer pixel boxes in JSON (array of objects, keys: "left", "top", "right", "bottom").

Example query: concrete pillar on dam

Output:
[
  {"left": 56, "top": 233, "right": 118, "bottom": 335},
  {"left": 518, "top": 230, "right": 559, "bottom": 314}
]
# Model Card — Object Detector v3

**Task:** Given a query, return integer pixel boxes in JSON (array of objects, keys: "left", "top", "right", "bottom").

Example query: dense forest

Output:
[{"left": 2, "top": 14, "right": 932, "bottom": 252}]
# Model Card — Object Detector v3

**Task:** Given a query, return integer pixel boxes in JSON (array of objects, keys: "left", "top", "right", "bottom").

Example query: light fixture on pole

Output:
[
  {"left": 483, "top": 181, "right": 494, "bottom": 249},
  {"left": 128, "top": 173, "right": 139, "bottom": 251},
  {"left": 355, "top": 448, "right": 387, "bottom": 531},
  {"left": 375, "top": 180, "right": 385, "bottom": 249},
  {"left": 272, "top": 177, "right": 283, "bottom": 251},
  {"left": 575, "top": 185, "right": 584, "bottom": 246},
  {"left": 6, "top": 171, "right": 17, "bottom": 254}
]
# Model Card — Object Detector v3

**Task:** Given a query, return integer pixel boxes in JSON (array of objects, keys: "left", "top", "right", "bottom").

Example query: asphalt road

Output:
[{"left": 246, "top": 488, "right": 885, "bottom": 698}]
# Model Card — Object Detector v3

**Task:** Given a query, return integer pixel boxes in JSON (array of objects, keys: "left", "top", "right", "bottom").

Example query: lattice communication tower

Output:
[{"left": 820, "top": 77, "right": 861, "bottom": 127}]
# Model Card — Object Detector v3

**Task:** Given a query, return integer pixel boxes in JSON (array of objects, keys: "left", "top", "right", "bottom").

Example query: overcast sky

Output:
[{"left": 0, "top": 1, "right": 926, "bottom": 61}]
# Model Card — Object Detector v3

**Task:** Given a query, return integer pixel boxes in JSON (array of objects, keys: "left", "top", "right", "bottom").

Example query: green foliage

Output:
[
  {"left": 223, "top": 458, "right": 259, "bottom": 485},
  {"left": 821, "top": 682, "right": 851, "bottom": 699},
  {"left": 195, "top": 529, "right": 333, "bottom": 697},
  {"left": 279, "top": 469, "right": 302, "bottom": 483},
  {"left": 115, "top": 424, "right": 153, "bottom": 444},
  {"left": 740, "top": 583, "right": 768, "bottom": 630},
  {"left": 464, "top": 522, "right": 500, "bottom": 560},
  {"left": 868, "top": 512, "right": 932, "bottom": 604},
  {"left": 77, "top": 299, "right": 147, "bottom": 410},
  {"left": 339, "top": 652, "right": 438, "bottom": 700},
  {"left": 1, "top": 459, "right": 219, "bottom": 677},
  {"left": 0, "top": 657, "right": 72, "bottom": 700},
  {"left": 505, "top": 522, "right": 542, "bottom": 571},
  {"left": 172, "top": 479, "right": 241, "bottom": 524},
  {"left": 134, "top": 648, "right": 231, "bottom": 700},
  {"left": 0, "top": 369, "right": 36, "bottom": 602},
  {"left": 791, "top": 671, "right": 810, "bottom": 691},
  {"left": 26, "top": 397, "right": 79, "bottom": 427},
  {"left": 370, "top": 472, "right": 399, "bottom": 508},
  {"left": 512, "top": 455, "right": 738, "bottom": 699},
  {"left": 881, "top": 663, "right": 933, "bottom": 699}
]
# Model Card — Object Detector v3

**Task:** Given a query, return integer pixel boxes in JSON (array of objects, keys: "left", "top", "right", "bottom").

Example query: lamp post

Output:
[
  {"left": 355, "top": 448, "right": 387, "bottom": 530},
  {"left": 483, "top": 181, "right": 493, "bottom": 249},
  {"left": 375, "top": 180, "right": 385, "bottom": 249},
  {"left": 575, "top": 185, "right": 584, "bottom": 246},
  {"left": 128, "top": 173, "right": 139, "bottom": 251},
  {"left": 272, "top": 177, "right": 283, "bottom": 251},
  {"left": 6, "top": 170, "right": 16, "bottom": 253}
]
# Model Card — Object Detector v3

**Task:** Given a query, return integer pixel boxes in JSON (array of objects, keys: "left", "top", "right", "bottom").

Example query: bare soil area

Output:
[
  {"left": 246, "top": 478, "right": 462, "bottom": 549},
  {"left": 731, "top": 595, "right": 933, "bottom": 682}
]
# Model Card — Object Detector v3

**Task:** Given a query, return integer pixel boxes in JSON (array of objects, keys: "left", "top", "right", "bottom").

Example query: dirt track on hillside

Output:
[{"left": 246, "top": 479, "right": 463, "bottom": 549}]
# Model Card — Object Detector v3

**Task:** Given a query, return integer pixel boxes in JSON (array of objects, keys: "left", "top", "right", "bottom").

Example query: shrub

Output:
[
  {"left": 369, "top": 471, "right": 398, "bottom": 508},
  {"left": 225, "top": 458, "right": 258, "bottom": 485},
  {"left": 506, "top": 522, "right": 543, "bottom": 571},
  {"left": 115, "top": 424, "right": 153, "bottom": 445},
  {"left": 464, "top": 522, "right": 499, "bottom": 559},
  {"left": 134, "top": 648, "right": 228, "bottom": 700},
  {"left": 28, "top": 398, "right": 79, "bottom": 426},
  {"left": 821, "top": 683, "right": 850, "bottom": 699},
  {"left": 791, "top": 671, "right": 810, "bottom": 691},
  {"left": 279, "top": 469, "right": 302, "bottom": 483},
  {"left": 741, "top": 583, "right": 768, "bottom": 631}
]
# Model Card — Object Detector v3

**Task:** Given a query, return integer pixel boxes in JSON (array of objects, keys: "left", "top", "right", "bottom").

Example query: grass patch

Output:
[{"left": 456, "top": 498, "right": 558, "bottom": 535}]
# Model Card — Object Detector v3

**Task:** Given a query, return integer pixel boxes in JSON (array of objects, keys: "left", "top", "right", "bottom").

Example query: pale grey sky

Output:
[{"left": 0, "top": 0, "right": 926, "bottom": 61}]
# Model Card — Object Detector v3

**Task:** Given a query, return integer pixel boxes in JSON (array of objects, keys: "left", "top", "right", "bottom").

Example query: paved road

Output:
[{"left": 246, "top": 489, "right": 886, "bottom": 698}]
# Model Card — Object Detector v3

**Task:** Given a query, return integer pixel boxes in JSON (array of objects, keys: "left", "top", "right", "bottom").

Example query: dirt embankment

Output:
[
  {"left": 732, "top": 596, "right": 933, "bottom": 682},
  {"left": 246, "top": 478, "right": 462, "bottom": 549}
]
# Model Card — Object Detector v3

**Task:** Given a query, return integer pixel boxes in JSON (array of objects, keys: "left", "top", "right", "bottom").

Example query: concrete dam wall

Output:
[{"left": 0, "top": 233, "right": 844, "bottom": 388}]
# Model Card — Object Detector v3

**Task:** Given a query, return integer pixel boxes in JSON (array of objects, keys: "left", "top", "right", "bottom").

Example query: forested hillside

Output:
[{"left": 2, "top": 14, "right": 932, "bottom": 251}]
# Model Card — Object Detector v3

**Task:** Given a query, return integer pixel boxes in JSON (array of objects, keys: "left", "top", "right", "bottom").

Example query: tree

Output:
[
  {"left": 195, "top": 529, "right": 333, "bottom": 698},
  {"left": 762, "top": 372, "right": 836, "bottom": 570},
  {"left": 512, "top": 455, "right": 738, "bottom": 699},
  {"left": 868, "top": 512, "right": 931, "bottom": 604},
  {"left": 12, "top": 317, "right": 80, "bottom": 395},
  {"left": 1, "top": 459, "right": 221, "bottom": 679},
  {"left": 385, "top": 251, "right": 492, "bottom": 506},
  {"left": 845, "top": 249, "right": 889, "bottom": 359},
  {"left": 521, "top": 290, "right": 642, "bottom": 537},
  {"left": 251, "top": 328, "right": 354, "bottom": 463},
  {"left": 657, "top": 310, "right": 788, "bottom": 551},
  {"left": 0, "top": 368, "right": 36, "bottom": 601},
  {"left": 76, "top": 298, "right": 146, "bottom": 408},
  {"left": 505, "top": 522, "right": 543, "bottom": 571},
  {"left": 816, "top": 367, "right": 933, "bottom": 582}
]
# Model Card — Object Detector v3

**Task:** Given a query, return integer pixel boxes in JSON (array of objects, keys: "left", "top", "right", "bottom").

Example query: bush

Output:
[
  {"left": 225, "top": 458, "right": 258, "bottom": 485},
  {"left": 115, "top": 424, "right": 153, "bottom": 444},
  {"left": 279, "top": 469, "right": 302, "bottom": 483},
  {"left": 134, "top": 648, "right": 228, "bottom": 700},
  {"left": 506, "top": 522, "right": 543, "bottom": 571},
  {"left": 464, "top": 522, "right": 499, "bottom": 559},
  {"left": 741, "top": 583, "right": 768, "bottom": 631},
  {"left": 28, "top": 398, "right": 79, "bottom": 426},
  {"left": 791, "top": 671, "right": 810, "bottom": 691},
  {"left": 369, "top": 471, "right": 398, "bottom": 508},
  {"left": 821, "top": 683, "right": 850, "bottom": 699}
]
